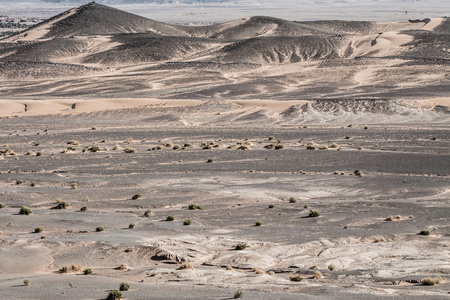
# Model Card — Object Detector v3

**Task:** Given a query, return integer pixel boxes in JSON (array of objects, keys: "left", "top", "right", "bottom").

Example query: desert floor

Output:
[{"left": 0, "top": 99, "right": 449, "bottom": 299}]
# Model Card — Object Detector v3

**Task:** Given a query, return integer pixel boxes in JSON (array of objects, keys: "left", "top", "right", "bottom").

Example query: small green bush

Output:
[
  {"left": 183, "top": 219, "right": 192, "bottom": 226},
  {"left": 80, "top": 206, "right": 87, "bottom": 211},
  {"left": 119, "top": 282, "right": 130, "bottom": 291},
  {"left": 234, "top": 290, "right": 244, "bottom": 298},
  {"left": 106, "top": 290, "right": 122, "bottom": 300},
  {"left": 0, "top": 203, "right": 4, "bottom": 209},
  {"left": 289, "top": 197, "right": 297, "bottom": 203},
  {"left": 124, "top": 147, "right": 137, "bottom": 153},
  {"left": 268, "top": 204, "right": 274, "bottom": 208},
  {"left": 96, "top": 226, "right": 104, "bottom": 232},
  {"left": 173, "top": 145, "right": 180, "bottom": 150},
  {"left": 289, "top": 274, "right": 303, "bottom": 282},
  {"left": 419, "top": 230, "right": 430, "bottom": 236},
  {"left": 268, "top": 136, "right": 274, "bottom": 140},
  {"left": 66, "top": 146, "right": 76, "bottom": 151},
  {"left": 166, "top": 215, "right": 175, "bottom": 221},
  {"left": 188, "top": 203, "right": 203, "bottom": 210},
  {"left": 132, "top": 193, "right": 142, "bottom": 200},
  {"left": 129, "top": 223, "right": 135, "bottom": 229},
  {"left": 235, "top": 243, "right": 247, "bottom": 250},
  {"left": 19, "top": 206, "right": 32, "bottom": 215},
  {"left": 55, "top": 201, "right": 69, "bottom": 209},
  {"left": 309, "top": 210, "right": 320, "bottom": 217},
  {"left": 328, "top": 264, "right": 335, "bottom": 271},
  {"left": 144, "top": 209, "right": 151, "bottom": 217},
  {"left": 31, "top": 182, "right": 36, "bottom": 187},
  {"left": 34, "top": 227, "right": 43, "bottom": 233},
  {"left": 24, "top": 279, "right": 30, "bottom": 286},
  {"left": 36, "top": 152, "right": 42, "bottom": 156},
  {"left": 207, "top": 158, "right": 213, "bottom": 163},
  {"left": 421, "top": 276, "right": 443, "bottom": 286},
  {"left": 255, "top": 221, "right": 263, "bottom": 226},
  {"left": 16, "top": 180, "right": 23, "bottom": 185},
  {"left": 274, "top": 144, "right": 284, "bottom": 150},
  {"left": 83, "top": 268, "right": 92, "bottom": 275},
  {"left": 304, "top": 203, "right": 310, "bottom": 208},
  {"left": 88, "top": 146, "right": 100, "bottom": 152}
]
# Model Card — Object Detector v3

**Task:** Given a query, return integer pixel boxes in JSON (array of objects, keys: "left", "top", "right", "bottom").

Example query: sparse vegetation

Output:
[
  {"left": 144, "top": 209, "right": 151, "bottom": 217},
  {"left": 59, "top": 265, "right": 82, "bottom": 273},
  {"left": 31, "top": 182, "right": 36, "bottom": 187},
  {"left": 128, "top": 223, "right": 135, "bottom": 229},
  {"left": 19, "top": 206, "right": 32, "bottom": 215},
  {"left": 328, "top": 264, "right": 335, "bottom": 271},
  {"left": 421, "top": 277, "right": 443, "bottom": 286},
  {"left": 55, "top": 201, "right": 70, "bottom": 209},
  {"left": 119, "top": 282, "right": 130, "bottom": 291},
  {"left": 124, "top": 147, "right": 137, "bottom": 153},
  {"left": 188, "top": 203, "right": 203, "bottom": 210},
  {"left": 309, "top": 210, "right": 320, "bottom": 217},
  {"left": 207, "top": 158, "right": 213, "bottom": 163},
  {"left": 419, "top": 230, "right": 430, "bottom": 236},
  {"left": 96, "top": 226, "right": 104, "bottom": 232},
  {"left": 304, "top": 203, "right": 310, "bottom": 208},
  {"left": 314, "top": 271, "right": 323, "bottom": 279},
  {"left": 106, "top": 290, "right": 122, "bottom": 300},
  {"left": 80, "top": 206, "right": 87, "bottom": 211},
  {"left": 385, "top": 215, "right": 402, "bottom": 221},
  {"left": 117, "top": 264, "right": 128, "bottom": 271},
  {"left": 183, "top": 219, "right": 192, "bottom": 225},
  {"left": 289, "top": 197, "right": 297, "bottom": 203},
  {"left": 83, "top": 268, "right": 92, "bottom": 275},
  {"left": 255, "top": 221, "right": 263, "bottom": 226},
  {"left": 234, "top": 290, "right": 244, "bottom": 298},
  {"left": 166, "top": 215, "right": 175, "bottom": 221},
  {"left": 132, "top": 193, "right": 142, "bottom": 200},
  {"left": 71, "top": 183, "right": 78, "bottom": 189},
  {"left": 24, "top": 279, "right": 30, "bottom": 286},
  {"left": 0, "top": 203, "right": 4, "bottom": 209},
  {"left": 290, "top": 274, "right": 303, "bottom": 282},
  {"left": 34, "top": 227, "right": 44, "bottom": 233},
  {"left": 235, "top": 243, "right": 247, "bottom": 250},
  {"left": 268, "top": 204, "right": 274, "bottom": 208},
  {"left": 16, "top": 180, "right": 23, "bottom": 185},
  {"left": 178, "top": 262, "right": 194, "bottom": 270}
]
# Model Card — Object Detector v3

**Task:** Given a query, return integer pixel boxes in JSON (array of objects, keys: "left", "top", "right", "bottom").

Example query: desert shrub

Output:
[
  {"left": 188, "top": 203, "right": 203, "bottom": 210},
  {"left": 34, "top": 227, "right": 44, "bottom": 233},
  {"left": 59, "top": 265, "right": 82, "bottom": 273},
  {"left": 36, "top": 152, "right": 42, "bottom": 156},
  {"left": 119, "top": 282, "right": 130, "bottom": 291},
  {"left": 203, "top": 144, "right": 212, "bottom": 149},
  {"left": 226, "top": 265, "right": 233, "bottom": 271},
  {"left": 207, "top": 158, "right": 213, "bottom": 163},
  {"left": 24, "top": 279, "right": 30, "bottom": 286},
  {"left": 235, "top": 243, "right": 247, "bottom": 250},
  {"left": 184, "top": 143, "right": 192, "bottom": 148},
  {"left": 354, "top": 170, "right": 363, "bottom": 176},
  {"left": 364, "top": 126, "right": 368, "bottom": 130},
  {"left": 96, "top": 226, "right": 104, "bottom": 232},
  {"left": 274, "top": 144, "right": 284, "bottom": 150},
  {"left": 26, "top": 150, "right": 35, "bottom": 155},
  {"left": 34, "top": 142, "right": 40, "bottom": 146},
  {"left": 165, "top": 142, "right": 174, "bottom": 148},
  {"left": 290, "top": 274, "right": 303, "bottom": 282},
  {"left": 183, "top": 219, "right": 192, "bottom": 226},
  {"left": 19, "top": 206, "right": 32, "bottom": 215},
  {"left": 67, "top": 141, "right": 79, "bottom": 145},
  {"left": 128, "top": 223, "right": 135, "bottom": 229},
  {"left": 117, "top": 264, "right": 128, "bottom": 271},
  {"left": 268, "top": 270, "right": 275, "bottom": 275},
  {"left": 71, "top": 183, "right": 78, "bottom": 189},
  {"left": 16, "top": 180, "right": 23, "bottom": 185},
  {"left": 314, "top": 271, "right": 323, "bottom": 279},
  {"left": 419, "top": 230, "right": 430, "bottom": 236},
  {"left": 345, "top": 136, "right": 350, "bottom": 139},
  {"left": 421, "top": 277, "right": 443, "bottom": 286},
  {"left": 264, "top": 144, "right": 275, "bottom": 149},
  {"left": 309, "top": 210, "right": 320, "bottom": 217},
  {"left": 328, "top": 264, "right": 335, "bottom": 271},
  {"left": 304, "top": 203, "right": 310, "bottom": 208},
  {"left": 132, "top": 193, "right": 142, "bottom": 200},
  {"left": 0, "top": 203, "right": 4, "bottom": 208},
  {"left": 80, "top": 206, "right": 87, "bottom": 211},
  {"left": 268, "top": 136, "right": 274, "bottom": 140},
  {"left": 385, "top": 215, "right": 402, "bottom": 221},
  {"left": 253, "top": 267, "right": 265, "bottom": 274},
  {"left": 234, "top": 290, "right": 244, "bottom": 298},
  {"left": 289, "top": 197, "right": 297, "bottom": 203},
  {"left": 178, "top": 262, "right": 194, "bottom": 270},
  {"left": 55, "top": 201, "right": 70, "bottom": 209},
  {"left": 31, "top": 182, "right": 36, "bottom": 187},
  {"left": 166, "top": 215, "right": 175, "bottom": 221},
  {"left": 83, "top": 268, "right": 92, "bottom": 275},
  {"left": 173, "top": 145, "right": 180, "bottom": 150},
  {"left": 268, "top": 204, "right": 274, "bottom": 208},
  {"left": 144, "top": 209, "right": 151, "bottom": 217},
  {"left": 66, "top": 146, "right": 76, "bottom": 151},
  {"left": 88, "top": 146, "right": 100, "bottom": 152},
  {"left": 255, "top": 221, "right": 263, "bottom": 226},
  {"left": 106, "top": 290, "right": 122, "bottom": 300},
  {"left": 124, "top": 147, "right": 137, "bottom": 153}
]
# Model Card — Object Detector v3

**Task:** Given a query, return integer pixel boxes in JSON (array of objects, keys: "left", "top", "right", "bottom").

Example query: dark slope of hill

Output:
[
  {"left": 41, "top": 2, "right": 186, "bottom": 38},
  {"left": 299, "top": 20, "right": 376, "bottom": 35},
  {"left": 82, "top": 35, "right": 225, "bottom": 64},
  {"left": 219, "top": 36, "right": 343, "bottom": 64},
  {"left": 0, "top": 61, "right": 99, "bottom": 79}
]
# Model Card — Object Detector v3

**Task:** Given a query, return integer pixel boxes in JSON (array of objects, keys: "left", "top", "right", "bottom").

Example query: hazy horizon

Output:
[{"left": 0, "top": 0, "right": 448, "bottom": 23}]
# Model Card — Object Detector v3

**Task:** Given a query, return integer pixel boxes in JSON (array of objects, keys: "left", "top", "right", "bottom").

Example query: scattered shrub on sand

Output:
[
  {"left": 26, "top": 150, "right": 35, "bottom": 155},
  {"left": 128, "top": 223, "right": 135, "bottom": 229},
  {"left": 71, "top": 183, "right": 78, "bottom": 189},
  {"left": 132, "top": 193, "right": 142, "bottom": 200},
  {"left": 67, "top": 141, "right": 79, "bottom": 145},
  {"left": 385, "top": 215, "right": 402, "bottom": 221},
  {"left": 268, "top": 136, "right": 274, "bottom": 141},
  {"left": 184, "top": 143, "right": 193, "bottom": 148},
  {"left": 274, "top": 144, "right": 284, "bottom": 150},
  {"left": 124, "top": 147, "right": 137, "bottom": 153},
  {"left": 66, "top": 146, "right": 76, "bottom": 152},
  {"left": 144, "top": 209, "right": 151, "bottom": 217},
  {"left": 88, "top": 146, "right": 100, "bottom": 152},
  {"left": 304, "top": 203, "right": 310, "bottom": 208},
  {"left": 309, "top": 210, "right": 320, "bottom": 217},
  {"left": 19, "top": 206, "right": 32, "bottom": 215},
  {"left": 290, "top": 274, "right": 303, "bottom": 282},
  {"left": 255, "top": 221, "right": 263, "bottom": 226},
  {"left": 119, "top": 282, "right": 130, "bottom": 291},
  {"left": 268, "top": 271, "right": 275, "bottom": 276},
  {"left": 165, "top": 142, "right": 174, "bottom": 148},
  {"left": 253, "top": 267, "right": 265, "bottom": 275},
  {"left": 55, "top": 201, "right": 70, "bottom": 209},
  {"left": 289, "top": 197, "right": 297, "bottom": 203},
  {"left": 106, "top": 290, "right": 122, "bottom": 300},
  {"left": 117, "top": 264, "right": 128, "bottom": 271},
  {"left": 328, "top": 264, "right": 335, "bottom": 271},
  {"left": 80, "top": 206, "right": 87, "bottom": 211},
  {"left": 173, "top": 145, "right": 180, "bottom": 150},
  {"left": 113, "top": 144, "right": 122, "bottom": 150},
  {"left": 226, "top": 265, "right": 233, "bottom": 271},
  {"left": 166, "top": 215, "right": 175, "bottom": 221},
  {"left": 34, "top": 142, "right": 40, "bottom": 146},
  {"left": 345, "top": 136, "right": 350, "bottom": 139},
  {"left": 235, "top": 243, "right": 247, "bottom": 250},
  {"left": 183, "top": 219, "right": 192, "bottom": 226},
  {"left": 96, "top": 226, "right": 104, "bottom": 232},
  {"left": 354, "top": 170, "right": 363, "bottom": 176},
  {"left": 31, "top": 182, "right": 36, "bottom": 187},
  {"left": 314, "top": 271, "right": 323, "bottom": 279},
  {"left": 16, "top": 180, "right": 23, "bottom": 185},
  {"left": 178, "top": 262, "right": 194, "bottom": 270},
  {"left": 234, "top": 290, "right": 244, "bottom": 298},
  {"left": 188, "top": 203, "right": 203, "bottom": 210},
  {"left": 264, "top": 144, "right": 275, "bottom": 149},
  {"left": 34, "top": 227, "right": 44, "bottom": 233},
  {"left": 330, "top": 143, "right": 339, "bottom": 149},
  {"left": 207, "top": 158, "right": 214, "bottom": 163},
  {"left": 268, "top": 204, "right": 274, "bottom": 208},
  {"left": 36, "top": 152, "right": 42, "bottom": 156},
  {"left": 364, "top": 126, "right": 368, "bottom": 130},
  {"left": 83, "top": 268, "right": 92, "bottom": 275},
  {"left": 0, "top": 203, "right": 4, "bottom": 209},
  {"left": 421, "top": 277, "right": 443, "bottom": 286},
  {"left": 24, "top": 279, "right": 30, "bottom": 286},
  {"left": 59, "top": 265, "right": 82, "bottom": 273},
  {"left": 419, "top": 230, "right": 430, "bottom": 236}
]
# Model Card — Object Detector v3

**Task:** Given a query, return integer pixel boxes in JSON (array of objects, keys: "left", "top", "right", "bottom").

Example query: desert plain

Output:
[{"left": 0, "top": 3, "right": 449, "bottom": 299}]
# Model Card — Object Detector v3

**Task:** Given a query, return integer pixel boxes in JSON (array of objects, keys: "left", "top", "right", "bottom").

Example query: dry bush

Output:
[
  {"left": 385, "top": 215, "right": 402, "bottom": 221},
  {"left": 330, "top": 143, "right": 339, "bottom": 148},
  {"left": 124, "top": 147, "right": 137, "bottom": 153},
  {"left": 328, "top": 264, "right": 335, "bottom": 271},
  {"left": 314, "top": 271, "right": 323, "bottom": 279},
  {"left": 178, "top": 262, "right": 194, "bottom": 270},
  {"left": 117, "top": 264, "right": 128, "bottom": 271},
  {"left": 59, "top": 265, "right": 83, "bottom": 273},
  {"left": 268, "top": 271, "right": 275, "bottom": 276},
  {"left": 252, "top": 268, "right": 265, "bottom": 275},
  {"left": 421, "top": 277, "right": 443, "bottom": 285},
  {"left": 226, "top": 265, "right": 233, "bottom": 271},
  {"left": 289, "top": 274, "right": 303, "bottom": 282}
]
